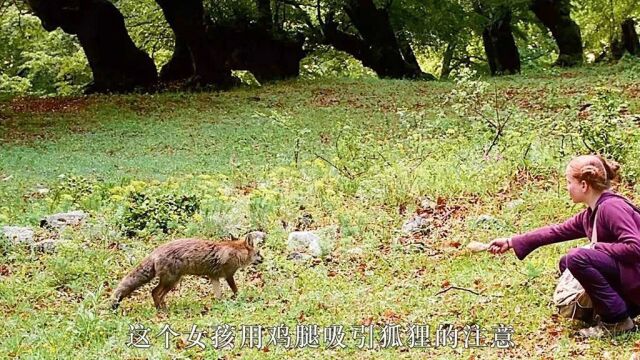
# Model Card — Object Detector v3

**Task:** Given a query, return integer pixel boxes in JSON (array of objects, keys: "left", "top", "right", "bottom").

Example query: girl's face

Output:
[{"left": 565, "top": 168, "right": 588, "bottom": 204}]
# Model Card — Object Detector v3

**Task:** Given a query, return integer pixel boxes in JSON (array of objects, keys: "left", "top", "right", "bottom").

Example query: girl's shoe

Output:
[{"left": 578, "top": 317, "right": 636, "bottom": 338}]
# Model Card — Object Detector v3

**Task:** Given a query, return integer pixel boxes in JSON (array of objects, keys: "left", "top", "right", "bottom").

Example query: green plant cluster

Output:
[{"left": 116, "top": 185, "right": 200, "bottom": 237}]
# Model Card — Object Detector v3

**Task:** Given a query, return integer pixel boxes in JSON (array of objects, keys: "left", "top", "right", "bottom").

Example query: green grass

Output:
[{"left": 1, "top": 63, "right": 640, "bottom": 359}]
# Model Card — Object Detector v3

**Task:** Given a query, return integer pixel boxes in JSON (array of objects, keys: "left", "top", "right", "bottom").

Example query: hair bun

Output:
[{"left": 598, "top": 155, "right": 620, "bottom": 182}]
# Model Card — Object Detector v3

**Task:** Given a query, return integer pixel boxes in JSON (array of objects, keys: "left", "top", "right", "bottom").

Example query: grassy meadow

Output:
[{"left": 1, "top": 62, "right": 640, "bottom": 359}]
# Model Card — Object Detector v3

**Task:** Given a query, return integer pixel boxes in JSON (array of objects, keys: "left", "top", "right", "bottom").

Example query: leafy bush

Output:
[
  {"left": 113, "top": 182, "right": 200, "bottom": 237},
  {"left": 300, "top": 47, "right": 375, "bottom": 79},
  {"left": 0, "top": 8, "right": 91, "bottom": 96},
  {"left": 44, "top": 175, "right": 106, "bottom": 213},
  {"left": 577, "top": 88, "right": 639, "bottom": 162}
]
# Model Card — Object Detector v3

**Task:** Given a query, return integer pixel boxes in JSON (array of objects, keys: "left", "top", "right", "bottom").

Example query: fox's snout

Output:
[{"left": 252, "top": 251, "right": 264, "bottom": 265}]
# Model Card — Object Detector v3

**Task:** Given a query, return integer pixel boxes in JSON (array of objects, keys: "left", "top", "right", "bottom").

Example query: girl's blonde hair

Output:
[{"left": 567, "top": 154, "right": 620, "bottom": 191}]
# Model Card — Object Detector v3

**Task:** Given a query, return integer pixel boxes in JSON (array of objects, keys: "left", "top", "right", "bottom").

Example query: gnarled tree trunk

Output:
[
  {"left": 482, "top": 10, "right": 521, "bottom": 75},
  {"left": 622, "top": 18, "right": 640, "bottom": 56},
  {"left": 323, "top": 0, "right": 435, "bottom": 80},
  {"left": 155, "top": 0, "right": 235, "bottom": 88},
  {"left": 440, "top": 40, "right": 456, "bottom": 79},
  {"left": 397, "top": 31, "right": 424, "bottom": 77},
  {"left": 156, "top": 0, "right": 304, "bottom": 86},
  {"left": 26, "top": 0, "right": 157, "bottom": 94},
  {"left": 255, "top": 0, "right": 273, "bottom": 31},
  {"left": 159, "top": 34, "right": 194, "bottom": 82},
  {"left": 207, "top": 24, "right": 306, "bottom": 82},
  {"left": 530, "top": 0, "right": 583, "bottom": 66}
]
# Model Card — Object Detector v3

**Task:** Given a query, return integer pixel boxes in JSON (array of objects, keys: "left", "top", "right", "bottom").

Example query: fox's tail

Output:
[{"left": 111, "top": 257, "right": 155, "bottom": 310}]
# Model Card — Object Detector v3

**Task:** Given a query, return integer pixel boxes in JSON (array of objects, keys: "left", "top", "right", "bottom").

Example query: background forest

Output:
[{"left": 0, "top": 0, "right": 639, "bottom": 96}]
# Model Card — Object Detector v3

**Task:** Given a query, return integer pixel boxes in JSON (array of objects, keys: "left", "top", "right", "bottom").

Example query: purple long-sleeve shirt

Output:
[{"left": 511, "top": 191, "right": 640, "bottom": 303}]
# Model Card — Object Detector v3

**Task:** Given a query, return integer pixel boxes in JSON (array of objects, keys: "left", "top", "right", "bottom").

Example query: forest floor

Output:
[{"left": 1, "top": 62, "right": 640, "bottom": 359}]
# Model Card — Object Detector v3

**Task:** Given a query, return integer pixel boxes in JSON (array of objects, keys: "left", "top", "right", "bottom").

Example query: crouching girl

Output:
[{"left": 489, "top": 155, "right": 640, "bottom": 338}]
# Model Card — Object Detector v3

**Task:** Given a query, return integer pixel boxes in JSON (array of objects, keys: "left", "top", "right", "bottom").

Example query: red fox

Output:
[{"left": 111, "top": 231, "right": 265, "bottom": 311}]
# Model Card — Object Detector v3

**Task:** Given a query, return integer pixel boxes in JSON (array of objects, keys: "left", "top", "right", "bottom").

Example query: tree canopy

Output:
[{"left": 0, "top": 0, "right": 638, "bottom": 95}]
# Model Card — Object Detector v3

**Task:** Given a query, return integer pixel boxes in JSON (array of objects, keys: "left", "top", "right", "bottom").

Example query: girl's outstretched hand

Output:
[{"left": 488, "top": 237, "right": 512, "bottom": 255}]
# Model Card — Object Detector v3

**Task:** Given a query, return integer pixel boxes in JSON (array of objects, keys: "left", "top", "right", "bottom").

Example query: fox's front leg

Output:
[
  {"left": 210, "top": 277, "right": 223, "bottom": 300},
  {"left": 225, "top": 276, "right": 238, "bottom": 299}
]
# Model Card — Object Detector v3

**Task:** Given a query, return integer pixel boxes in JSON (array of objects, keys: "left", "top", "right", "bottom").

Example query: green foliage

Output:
[
  {"left": 1, "top": 0, "right": 640, "bottom": 97},
  {"left": 116, "top": 0, "right": 173, "bottom": 69},
  {"left": 574, "top": 0, "right": 640, "bottom": 59},
  {"left": 577, "top": 89, "right": 640, "bottom": 162},
  {"left": 248, "top": 187, "right": 282, "bottom": 230},
  {"left": 113, "top": 181, "right": 201, "bottom": 237},
  {"left": 48, "top": 175, "right": 105, "bottom": 213},
  {"left": 448, "top": 69, "right": 518, "bottom": 156},
  {"left": 205, "top": 0, "right": 258, "bottom": 24},
  {"left": 0, "top": 7, "right": 91, "bottom": 96},
  {"left": 300, "top": 47, "right": 375, "bottom": 79}
]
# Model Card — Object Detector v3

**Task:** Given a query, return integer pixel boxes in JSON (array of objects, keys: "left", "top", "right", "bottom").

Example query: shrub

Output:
[{"left": 114, "top": 182, "right": 200, "bottom": 237}]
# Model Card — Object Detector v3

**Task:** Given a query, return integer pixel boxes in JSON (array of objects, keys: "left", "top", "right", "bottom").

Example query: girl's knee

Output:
[
  {"left": 566, "top": 248, "right": 590, "bottom": 271},
  {"left": 558, "top": 255, "right": 568, "bottom": 273}
]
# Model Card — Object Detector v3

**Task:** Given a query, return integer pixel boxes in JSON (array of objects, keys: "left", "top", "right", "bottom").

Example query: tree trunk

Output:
[
  {"left": 159, "top": 34, "right": 194, "bottom": 82},
  {"left": 440, "top": 40, "right": 456, "bottom": 79},
  {"left": 622, "top": 18, "right": 640, "bottom": 56},
  {"left": 26, "top": 0, "right": 157, "bottom": 93},
  {"left": 154, "top": 0, "right": 235, "bottom": 88},
  {"left": 207, "top": 24, "right": 306, "bottom": 82},
  {"left": 482, "top": 11, "right": 521, "bottom": 75},
  {"left": 343, "top": 0, "right": 423, "bottom": 79},
  {"left": 323, "top": 0, "right": 435, "bottom": 80},
  {"left": 396, "top": 31, "right": 423, "bottom": 76},
  {"left": 611, "top": 37, "right": 626, "bottom": 61},
  {"left": 255, "top": 0, "right": 273, "bottom": 31},
  {"left": 530, "top": 0, "right": 583, "bottom": 66}
]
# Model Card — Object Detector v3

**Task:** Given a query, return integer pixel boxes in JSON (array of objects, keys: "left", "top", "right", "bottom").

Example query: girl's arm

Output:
[
  {"left": 593, "top": 201, "right": 640, "bottom": 264},
  {"left": 510, "top": 210, "right": 587, "bottom": 260}
]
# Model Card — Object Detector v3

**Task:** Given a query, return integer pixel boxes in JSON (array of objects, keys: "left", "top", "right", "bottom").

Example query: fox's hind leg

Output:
[
  {"left": 151, "top": 284, "right": 166, "bottom": 310},
  {"left": 152, "top": 276, "right": 179, "bottom": 311}
]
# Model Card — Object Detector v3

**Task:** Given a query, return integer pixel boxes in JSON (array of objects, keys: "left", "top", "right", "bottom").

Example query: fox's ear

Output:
[{"left": 244, "top": 234, "right": 254, "bottom": 248}]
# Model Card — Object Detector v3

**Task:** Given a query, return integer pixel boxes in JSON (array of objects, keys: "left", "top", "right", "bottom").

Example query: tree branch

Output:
[{"left": 434, "top": 286, "right": 482, "bottom": 296}]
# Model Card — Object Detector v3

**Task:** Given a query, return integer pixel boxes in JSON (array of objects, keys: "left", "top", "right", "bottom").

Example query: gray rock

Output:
[
  {"left": 419, "top": 197, "right": 437, "bottom": 210},
  {"left": 2, "top": 226, "right": 35, "bottom": 245},
  {"left": 287, "top": 225, "right": 337, "bottom": 258},
  {"left": 41, "top": 211, "right": 87, "bottom": 229},
  {"left": 401, "top": 214, "right": 431, "bottom": 234},
  {"left": 288, "top": 231, "right": 323, "bottom": 257},
  {"left": 31, "top": 239, "right": 59, "bottom": 253},
  {"left": 346, "top": 247, "right": 364, "bottom": 255},
  {"left": 246, "top": 231, "right": 267, "bottom": 247},
  {"left": 470, "top": 214, "right": 504, "bottom": 230},
  {"left": 505, "top": 199, "right": 524, "bottom": 210},
  {"left": 287, "top": 251, "right": 313, "bottom": 262}
]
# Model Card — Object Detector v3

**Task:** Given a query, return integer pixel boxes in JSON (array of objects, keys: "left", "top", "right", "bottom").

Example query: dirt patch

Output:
[
  {"left": 503, "top": 87, "right": 559, "bottom": 113},
  {"left": 7, "top": 96, "right": 94, "bottom": 114},
  {"left": 397, "top": 195, "right": 470, "bottom": 247},
  {"left": 0, "top": 264, "right": 11, "bottom": 277},
  {"left": 0, "top": 97, "right": 103, "bottom": 144},
  {"left": 625, "top": 84, "right": 640, "bottom": 99},
  {"left": 559, "top": 71, "right": 579, "bottom": 79},
  {"left": 310, "top": 88, "right": 341, "bottom": 107}
]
